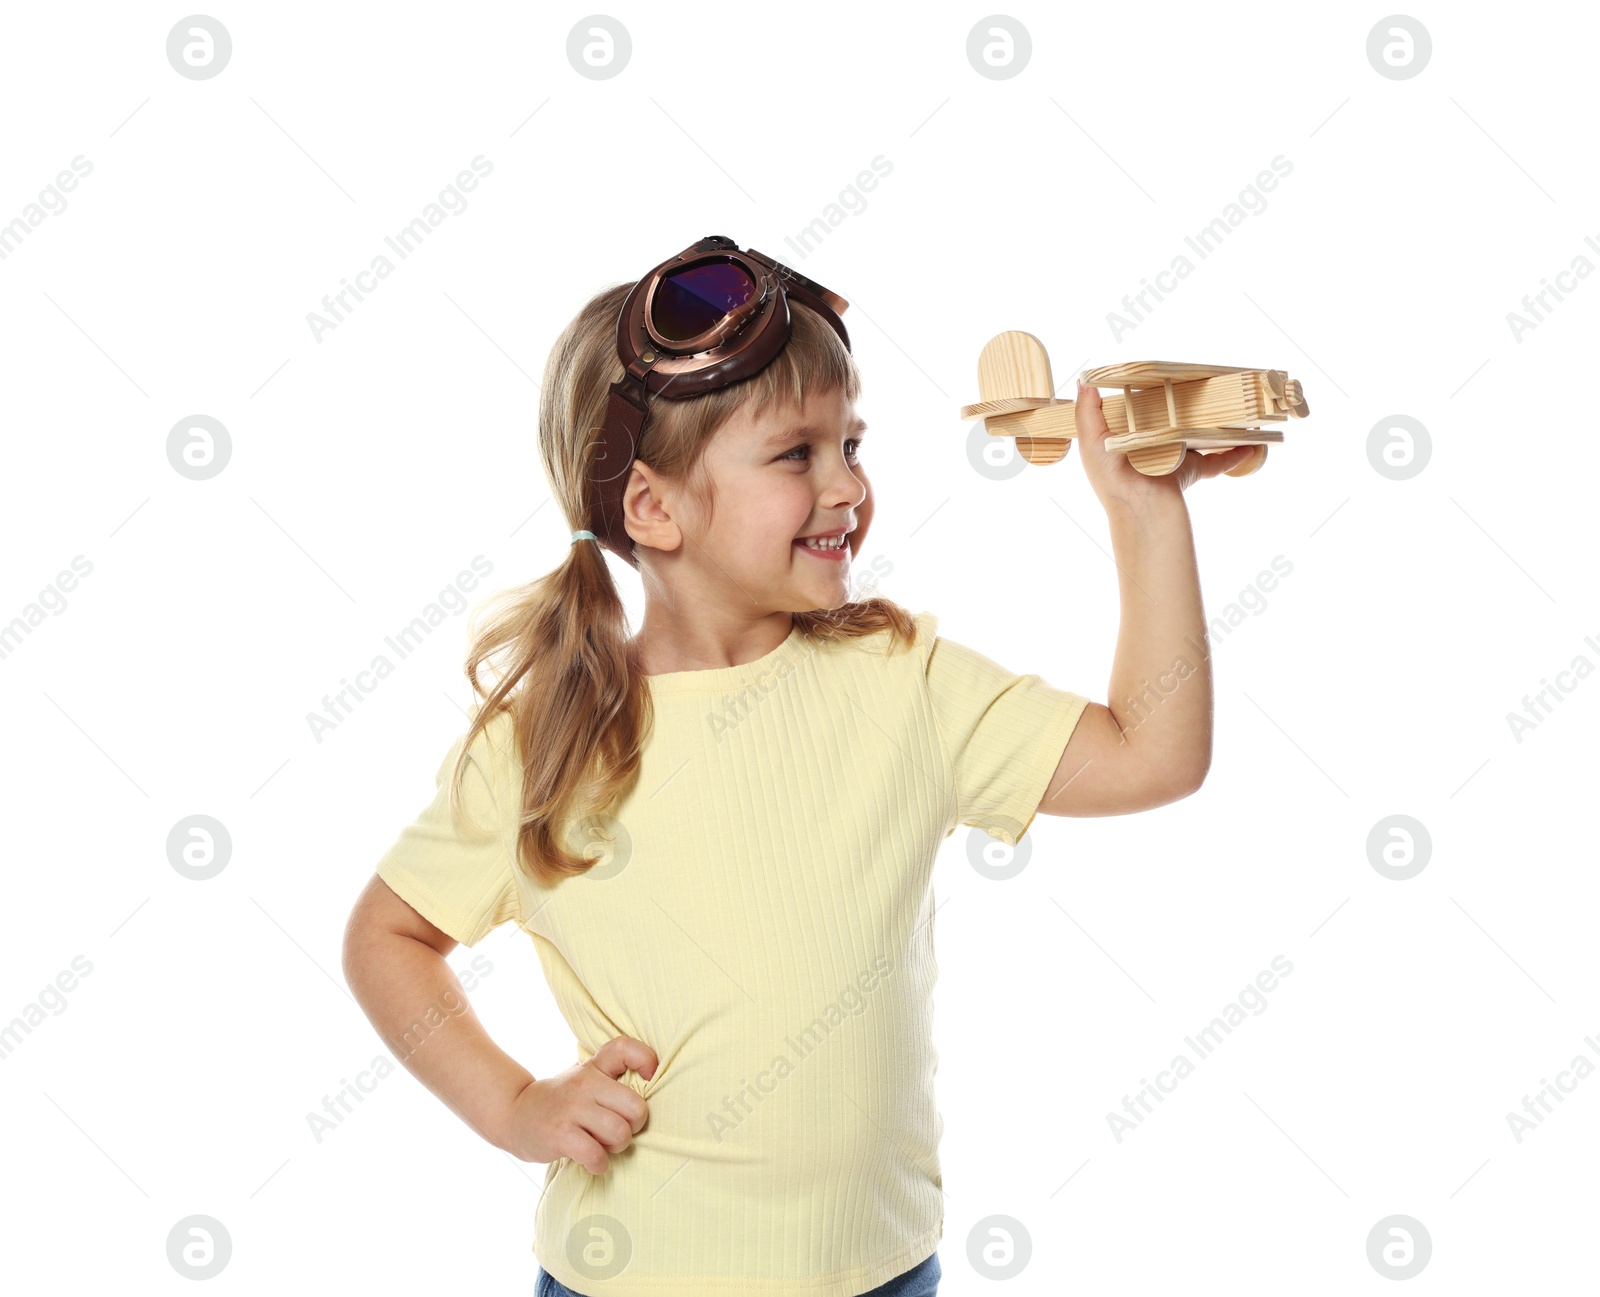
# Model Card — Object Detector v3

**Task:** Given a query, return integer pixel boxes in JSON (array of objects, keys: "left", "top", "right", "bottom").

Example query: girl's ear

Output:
[{"left": 622, "top": 460, "right": 684, "bottom": 557}]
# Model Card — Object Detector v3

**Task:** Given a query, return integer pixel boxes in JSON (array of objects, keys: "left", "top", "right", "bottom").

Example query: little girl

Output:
[{"left": 342, "top": 236, "right": 1250, "bottom": 1297}]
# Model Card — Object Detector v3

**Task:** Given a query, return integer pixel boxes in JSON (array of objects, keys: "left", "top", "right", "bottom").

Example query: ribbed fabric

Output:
[{"left": 375, "top": 611, "right": 1089, "bottom": 1297}]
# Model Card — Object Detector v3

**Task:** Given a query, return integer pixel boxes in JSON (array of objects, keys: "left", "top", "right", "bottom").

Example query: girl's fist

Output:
[{"left": 501, "top": 1034, "right": 657, "bottom": 1174}]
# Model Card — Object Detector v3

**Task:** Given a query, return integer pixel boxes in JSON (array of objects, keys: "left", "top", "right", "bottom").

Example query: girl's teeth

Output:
[{"left": 802, "top": 536, "right": 844, "bottom": 550}]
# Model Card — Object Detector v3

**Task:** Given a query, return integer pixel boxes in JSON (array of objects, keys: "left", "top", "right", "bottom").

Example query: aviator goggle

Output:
[{"left": 586, "top": 235, "right": 852, "bottom": 566}]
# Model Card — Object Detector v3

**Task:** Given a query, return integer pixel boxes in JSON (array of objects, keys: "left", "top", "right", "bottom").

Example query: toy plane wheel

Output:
[
  {"left": 1126, "top": 442, "right": 1186, "bottom": 476},
  {"left": 1017, "top": 436, "right": 1071, "bottom": 466}
]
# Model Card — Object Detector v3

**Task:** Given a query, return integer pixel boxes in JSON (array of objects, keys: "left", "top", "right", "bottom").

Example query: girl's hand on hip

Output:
[{"left": 501, "top": 1034, "right": 657, "bottom": 1174}]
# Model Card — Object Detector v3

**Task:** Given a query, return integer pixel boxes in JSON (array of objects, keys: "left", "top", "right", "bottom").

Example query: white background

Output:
[{"left": 2, "top": 1, "right": 1595, "bottom": 1292}]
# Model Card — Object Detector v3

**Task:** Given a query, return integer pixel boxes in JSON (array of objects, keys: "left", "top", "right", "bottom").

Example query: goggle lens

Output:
[{"left": 652, "top": 260, "right": 757, "bottom": 342}]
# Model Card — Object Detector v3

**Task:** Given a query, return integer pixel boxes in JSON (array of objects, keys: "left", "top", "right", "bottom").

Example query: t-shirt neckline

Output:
[{"left": 641, "top": 622, "right": 811, "bottom": 695}]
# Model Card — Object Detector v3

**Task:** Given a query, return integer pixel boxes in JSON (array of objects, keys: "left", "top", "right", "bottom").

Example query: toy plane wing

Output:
[{"left": 1082, "top": 361, "right": 1259, "bottom": 386}]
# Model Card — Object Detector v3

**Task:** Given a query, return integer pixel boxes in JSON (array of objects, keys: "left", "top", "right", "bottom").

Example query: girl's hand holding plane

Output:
[{"left": 1073, "top": 378, "right": 1262, "bottom": 508}]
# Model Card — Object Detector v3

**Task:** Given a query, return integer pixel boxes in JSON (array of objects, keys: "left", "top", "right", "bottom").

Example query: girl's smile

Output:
[{"left": 794, "top": 526, "right": 853, "bottom": 560}]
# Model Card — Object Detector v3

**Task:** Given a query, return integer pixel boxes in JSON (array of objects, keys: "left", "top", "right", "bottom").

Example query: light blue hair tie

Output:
[{"left": 571, "top": 529, "right": 598, "bottom": 545}]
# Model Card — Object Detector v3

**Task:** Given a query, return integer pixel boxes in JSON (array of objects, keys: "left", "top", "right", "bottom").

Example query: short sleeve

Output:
[
  {"left": 374, "top": 710, "right": 526, "bottom": 947},
  {"left": 919, "top": 612, "right": 1091, "bottom": 846}
]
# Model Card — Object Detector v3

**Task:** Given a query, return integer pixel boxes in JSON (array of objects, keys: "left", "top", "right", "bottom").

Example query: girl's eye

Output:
[{"left": 781, "top": 439, "right": 863, "bottom": 463}]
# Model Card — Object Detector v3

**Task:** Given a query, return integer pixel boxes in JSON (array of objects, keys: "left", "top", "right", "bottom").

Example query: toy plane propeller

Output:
[{"left": 960, "top": 332, "right": 1310, "bottom": 477}]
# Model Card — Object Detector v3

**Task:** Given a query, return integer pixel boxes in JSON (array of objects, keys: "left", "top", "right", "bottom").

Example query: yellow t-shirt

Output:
[{"left": 375, "top": 610, "right": 1089, "bottom": 1297}]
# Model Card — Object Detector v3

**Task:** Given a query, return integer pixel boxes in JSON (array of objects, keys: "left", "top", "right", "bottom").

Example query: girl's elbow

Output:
[
  {"left": 1150, "top": 762, "right": 1209, "bottom": 806},
  {"left": 1173, "top": 745, "right": 1212, "bottom": 798}
]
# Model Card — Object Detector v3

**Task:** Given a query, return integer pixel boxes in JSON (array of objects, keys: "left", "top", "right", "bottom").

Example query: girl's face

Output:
[{"left": 653, "top": 384, "right": 873, "bottom": 613}]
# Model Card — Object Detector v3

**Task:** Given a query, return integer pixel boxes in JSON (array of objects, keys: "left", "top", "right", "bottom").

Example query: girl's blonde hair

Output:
[{"left": 450, "top": 279, "right": 918, "bottom": 887}]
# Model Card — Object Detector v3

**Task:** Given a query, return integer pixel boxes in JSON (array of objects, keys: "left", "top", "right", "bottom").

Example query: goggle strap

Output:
[
  {"left": 590, "top": 379, "right": 651, "bottom": 566},
  {"left": 780, "top": 280, "right": 850, "bottom": 352}
]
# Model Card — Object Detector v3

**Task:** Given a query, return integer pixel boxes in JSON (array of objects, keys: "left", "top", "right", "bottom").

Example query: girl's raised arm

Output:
[{"left": 1034, "top": 380, "right": 1250, "bottom": 818}]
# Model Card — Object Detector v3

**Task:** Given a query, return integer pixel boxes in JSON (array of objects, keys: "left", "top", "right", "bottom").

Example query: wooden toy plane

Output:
[{"left": 960, "top": 331, "right": 1310, "bottom": 477}]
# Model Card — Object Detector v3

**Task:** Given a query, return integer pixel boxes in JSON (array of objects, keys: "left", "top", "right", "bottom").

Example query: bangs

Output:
[{"left": 727, "top": 302, "right": 861, "bottom": 425}]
